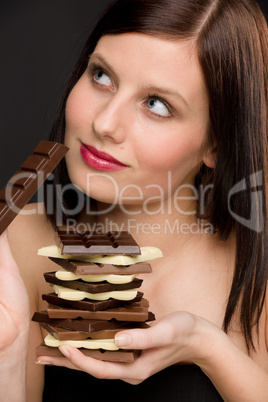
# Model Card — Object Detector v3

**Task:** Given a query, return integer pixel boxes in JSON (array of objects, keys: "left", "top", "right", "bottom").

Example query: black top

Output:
[{"left": 43, "top": 364, "right": 223, "bottom": 402}]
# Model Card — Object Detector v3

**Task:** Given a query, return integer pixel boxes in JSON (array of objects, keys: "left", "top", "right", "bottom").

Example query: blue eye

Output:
[
  {"left": 147, "top": 98, "right": 170, "bottom": 117},
  {"left": 94, "top": 70, "right": 112, "bottom": 86}
]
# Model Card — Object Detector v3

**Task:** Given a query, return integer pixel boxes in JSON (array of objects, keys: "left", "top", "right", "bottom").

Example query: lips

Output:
[{"left": 80, "top": 143, "right": 128, "bottom": 171}]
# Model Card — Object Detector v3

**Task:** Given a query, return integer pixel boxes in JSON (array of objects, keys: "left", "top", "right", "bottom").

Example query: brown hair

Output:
[{"left": 44, "top": 0, "right": 268, "bottom": 350}]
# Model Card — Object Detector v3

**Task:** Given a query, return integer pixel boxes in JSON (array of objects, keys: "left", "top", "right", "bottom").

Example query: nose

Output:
[{"left": 92, "top": 92, "right": 129, "bottom": 144}]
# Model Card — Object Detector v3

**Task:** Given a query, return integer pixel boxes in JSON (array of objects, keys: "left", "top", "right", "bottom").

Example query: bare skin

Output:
[
  {"left": 0, "top": 33, "right": 267, "bottom": 401},
  {"left": 3, "top": 202, "right": 267, "bottom": 401}
]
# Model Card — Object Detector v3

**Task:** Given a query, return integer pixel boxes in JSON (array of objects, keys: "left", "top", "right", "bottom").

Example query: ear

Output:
[{"left": 203, "top": 147, "right": 217, "bottom": 169}]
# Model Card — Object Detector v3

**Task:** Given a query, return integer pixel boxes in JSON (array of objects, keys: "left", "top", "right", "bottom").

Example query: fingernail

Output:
[
  {"left": 35, "top": 360, "right": 52, "bottom": 365},
  {"left": 59, "top": 346, "right": 70, "bottom": 358},
  {"left": 115, "top": 333, "right": 132, "bottom": 347}
]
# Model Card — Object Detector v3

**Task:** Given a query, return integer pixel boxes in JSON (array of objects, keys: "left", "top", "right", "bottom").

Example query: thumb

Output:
[
  {"left": 114, "top": 321, "right": 171, "bottom": 350},
  {"left": 0, "top": 230, "right": 18, "bottom": 272},
  {"left": 0, "top": 230, "right": 29, "bottom": 319}
]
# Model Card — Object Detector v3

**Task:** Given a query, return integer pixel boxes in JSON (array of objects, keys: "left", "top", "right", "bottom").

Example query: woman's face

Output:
[{"left": 65, "top": 33, "right": 212, "bottom": 209}]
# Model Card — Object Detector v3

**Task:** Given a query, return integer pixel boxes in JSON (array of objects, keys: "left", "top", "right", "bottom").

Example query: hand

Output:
[
  {"left": 36, "top": 311, "right": 215, "bottom": 384},
  {"left": 0, "top": 231, "right": 30, "bottom": 353},
  {"left": 0, "top": 231, "right": 30, "bottom": 401}
]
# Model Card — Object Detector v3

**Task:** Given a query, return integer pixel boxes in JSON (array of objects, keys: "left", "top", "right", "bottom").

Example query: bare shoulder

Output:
[
  {"left": 8, "top": 202, "right": 56, "bottom": 246},
  {"left": 265, "top": 280, "right": 268, "bottom": 352}
]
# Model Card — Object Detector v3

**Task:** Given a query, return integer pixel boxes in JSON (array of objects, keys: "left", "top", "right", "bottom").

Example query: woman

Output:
[{"left": 0, "top": 0, "right": 267, "bottom": 400}]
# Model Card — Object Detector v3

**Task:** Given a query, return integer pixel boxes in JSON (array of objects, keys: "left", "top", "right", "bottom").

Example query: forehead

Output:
[{"left": 92, "top": 33, "right": 209, "bottom": 111}]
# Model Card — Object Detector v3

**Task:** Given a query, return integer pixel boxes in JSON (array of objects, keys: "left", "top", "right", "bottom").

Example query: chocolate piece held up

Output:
[
  {"left": 42, "top": 292, "right": 143, "bottom": 311},
  {"left": 58, "top": 229, "right": 141, "bottom": 255},
  {"left": 44, "top": 272, "right": 143, "bottom": 293},
  {"left": 46, "top": 301, "right": 154, "bottom": 322},
  {"left": 49, "top": 257, "right": 152, "bottom": 275},
  {"left": 0, "top": 141, "right": 68, "bottom": 235},
  {"left": 36, "top": 343, "right": 140, "bottom": 362}
]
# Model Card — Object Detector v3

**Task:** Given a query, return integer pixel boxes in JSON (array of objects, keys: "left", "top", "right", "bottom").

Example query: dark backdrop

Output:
[
  {"left": 0, "top": 0, "right": 111, "bottom": 190},
  {"left": 0, "top": 0, "right": 267, "bottom": 189}
]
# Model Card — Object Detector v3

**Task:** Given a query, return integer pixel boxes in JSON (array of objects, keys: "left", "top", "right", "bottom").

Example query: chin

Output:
[{"left": 73, "top": 181, "right": 120, "bottom": 205}]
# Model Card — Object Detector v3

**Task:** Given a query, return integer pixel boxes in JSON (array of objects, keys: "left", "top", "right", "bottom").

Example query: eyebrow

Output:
[
  {"left": 89, "top": 54, "right": 118, "bottom": 77},
  {"left": 90, "top": 53, "right": 190, "bottom": 109},
  {"left": 142, "top": 85, "right": 189, "bottom": 109}
]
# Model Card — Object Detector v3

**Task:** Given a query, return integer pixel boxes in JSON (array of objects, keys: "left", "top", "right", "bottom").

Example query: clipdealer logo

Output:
[
  {"left": 65, "top": 217, "right": 214, "bottom": 236},
  {"left": 228, "top": 171, "right": 263, "bottom": 233},
  {"left": 3, "top": 170, "right": 264, "bottom": 233}
]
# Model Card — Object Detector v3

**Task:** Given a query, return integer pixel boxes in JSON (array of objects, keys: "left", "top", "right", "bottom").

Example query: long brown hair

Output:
[{"left": 44, "top": 0, "right": 268, "bottom": 350}]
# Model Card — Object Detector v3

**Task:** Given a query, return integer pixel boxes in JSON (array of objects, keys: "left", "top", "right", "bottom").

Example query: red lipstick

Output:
[{"left": 80, "top": 143, "right": 128, "bottom": 171}]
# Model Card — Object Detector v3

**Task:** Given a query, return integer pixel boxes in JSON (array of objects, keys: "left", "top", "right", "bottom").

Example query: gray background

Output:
[{"left": 0, "top": 0, "right": 267, "bottom": 189}]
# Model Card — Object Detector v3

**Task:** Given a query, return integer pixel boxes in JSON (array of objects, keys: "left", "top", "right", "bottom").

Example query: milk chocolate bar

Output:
[
  {"left": 42, "top": 292, "right": 143, "bottom": 311},
  {"left": 32, "top": 310, "right": 133, "bottom": 332},
  {"left": 58, "top": 229, "right": 141, "bottom": 255},
  {"left": 44, "top": 272, "right": 142, "bottom": 293},
  {"left": 41, "top": 323, "right": 91, "bottom": 340},
  {"left": 36, "top": 343, "right": 140, "bottom": 362},
  {"left": 46, "top": 300, "right": 153, "bottom": 322},
  {"left": 0, "top": 141, "right": 68, "bottom": 235},
  {"left": 49, "top": 257, "right": 152, "bottom": 275},
  {"left": 40, "top": 322, "right": 149, "bottom": 340}
]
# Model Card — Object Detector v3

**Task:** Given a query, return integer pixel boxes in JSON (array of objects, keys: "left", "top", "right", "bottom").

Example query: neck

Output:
[{"left": 74, "top": 196, "right": 213, "bottom": 252}]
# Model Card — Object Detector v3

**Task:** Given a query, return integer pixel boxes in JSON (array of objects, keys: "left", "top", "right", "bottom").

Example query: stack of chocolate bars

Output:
[{"left": 34, "top": 229, "right": 162, "bottom": 363}]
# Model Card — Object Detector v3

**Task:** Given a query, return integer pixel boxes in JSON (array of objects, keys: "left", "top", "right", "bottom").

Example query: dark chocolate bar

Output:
[
  {"left": 40, "top": 322, "right": 149, "bottom": 340},
  {"left": 46, "top": 300, "right": 154, "bottom": 322},
  {"left": 42, "top": 292, "right": 143, "bottom": 311},
  {"left": 44, "top": 272, "right": 143, "bottom": 293},
  {"left": 36, "top": 343, "right": 140, "bottom": 362},
  {"left": 0, "top": 141, "right": 68, "bottom": 235},
  {"left": 58, "top": 229, "right": 141, "bottom": 255},
  {"left": 49, "top": 257, "right": 152, "bottom": 275},
  {"left": 32, "top": 310, "right": 134, "bottom": 332}
]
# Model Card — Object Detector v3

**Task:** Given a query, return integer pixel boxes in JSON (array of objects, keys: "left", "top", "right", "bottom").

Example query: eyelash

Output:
[
  {"left": 87, "top": 62, "right": 174, "bottom": 119},
  {"left": 146, "top": 93, "right": 174, "bottom": 119},
  {"left": 87, "top": 62, "right": 111, "bottom": 86}
]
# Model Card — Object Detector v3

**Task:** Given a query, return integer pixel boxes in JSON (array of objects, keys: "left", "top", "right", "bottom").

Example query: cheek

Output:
[
  {"left": 65, "top": 74, "right": 100, "bottom": 140},
  {"left": 136, "top": 130, "right": 205, "bottom": 173},
  {"left": 65, "top": 89, "right": 90, "bottom": 134}
]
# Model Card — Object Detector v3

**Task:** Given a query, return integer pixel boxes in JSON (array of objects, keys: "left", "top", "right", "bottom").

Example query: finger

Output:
[
  {"left": 37, "top": 346, "right": 165, "bottom": 383},
  {"left": 36, "top": 355, "right": 79, "bottom": 371},
  {"left": 54, "top": 345, "right": 144, "bottom": 380},
  {"left": 54, "top": 345, "right": 153, "bottom": 384},
  {"left": 58, "top": 345, "right": 131, "bottom": 379},
  {"left": 114, "top": 320, "right": 175, "bottom": 350}
]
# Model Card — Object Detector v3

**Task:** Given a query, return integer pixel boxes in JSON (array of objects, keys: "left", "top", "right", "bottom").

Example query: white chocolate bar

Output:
[
  {"left": 55, "top": 268, "right": 135, "bottom": 284},
  {"left": 38, "top": 245, "right": 163, "bottom": 265},
  {"left": 44, "top": 334, "right": 119, "bottom": 351},
  {"left": 52, "top": 284, "right": 138, "bottom": 301}
]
